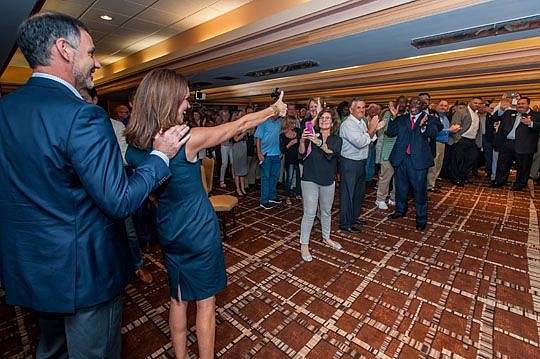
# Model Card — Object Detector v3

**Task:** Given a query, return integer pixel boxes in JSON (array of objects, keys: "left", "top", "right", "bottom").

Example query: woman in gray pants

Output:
[{"left": 298, "top": 108, "right": 343, "bottom": 262}]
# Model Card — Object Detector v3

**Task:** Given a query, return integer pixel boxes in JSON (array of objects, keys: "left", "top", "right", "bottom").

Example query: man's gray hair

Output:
[
  {"left": 350, "top": 97, "right": 365, "bottom": 108},
  {"left": 17, "top": 12, "right": 89, "bottom": 68}
]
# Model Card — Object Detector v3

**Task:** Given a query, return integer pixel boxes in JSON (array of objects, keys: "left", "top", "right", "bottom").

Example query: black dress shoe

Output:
[
  {"left": 463, "top": 179, "right": 471, "bottom": 184},
  {"left": 354, "top": 219, "right": 367, "bottom": 226},
  {"left": 388, "top": 212, "right": 405, "bottom": 219},
  {"left": 511, "top": 185, "right": 525, "bottom": 191},
  {"left": 339, "top": 226, "right": 362, "bottom": 234},
  {"left": 489, "top": 182, "right": 503, "bottom": 188},
  {"left": 416, "top": 223, "right": 426, "bottom": 231},
  {"left": 451, "top": 179, "right": 463, "bottom": 186},
  {"left": 427, "top": 187, "right": 441, "bottom": 193}
]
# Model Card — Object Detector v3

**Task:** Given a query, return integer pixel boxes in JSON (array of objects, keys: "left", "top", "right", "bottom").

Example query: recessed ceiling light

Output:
[{"left": 100, "top": 15, "right": 113, "bottom": 21}]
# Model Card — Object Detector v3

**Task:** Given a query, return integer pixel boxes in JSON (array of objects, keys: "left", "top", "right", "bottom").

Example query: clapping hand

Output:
[
  {"left": 521, "top": 114, "right": 533, "bottom": 126},
  {"left": 376, "top": 119, "right": 387, "bottom": 131},
  {"left": 388, "top": 101, "right": 400, "bottom": 118},
  {"left": 449, "top": 124, "right": 461, "bottom": 133},
  {"left": 419, "top": 114, "right": 429, "bottom": 128},
  {"left": 367, "top": 115, "right": 379, "bottom": 135}
]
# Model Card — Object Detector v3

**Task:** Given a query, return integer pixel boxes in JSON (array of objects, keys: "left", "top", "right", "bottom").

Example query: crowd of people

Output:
[{"left": 1, "top": 12, "right": 540, "bottom": 359}]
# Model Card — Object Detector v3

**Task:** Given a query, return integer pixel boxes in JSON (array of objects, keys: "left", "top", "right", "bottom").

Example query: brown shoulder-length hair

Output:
[
  {"left": 125, "top": 69, "right": 189, "bottom": 149},
  {"left": 313, "top": 108, "right": 340, "bottom": 135}
]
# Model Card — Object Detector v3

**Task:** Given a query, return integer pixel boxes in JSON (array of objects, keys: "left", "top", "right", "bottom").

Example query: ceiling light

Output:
[{"left": 100, "top": 15, "right": 113, "bottom": 21}]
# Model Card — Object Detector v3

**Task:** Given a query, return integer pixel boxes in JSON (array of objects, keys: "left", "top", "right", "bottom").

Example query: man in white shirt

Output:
[
  {"left": 448, "top": 97, "right": 483, "bottom": 186},
  {"left": 339, "top": 98, "right": 380, "bottom": 233}
]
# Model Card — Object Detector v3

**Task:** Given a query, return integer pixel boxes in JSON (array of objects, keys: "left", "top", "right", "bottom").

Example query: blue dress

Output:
[{"left": 126, "top": 146, "right": 227, "bottom": 301}]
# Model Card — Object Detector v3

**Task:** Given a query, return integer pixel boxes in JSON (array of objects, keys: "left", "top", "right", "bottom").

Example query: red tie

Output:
[{"left": 406, "top": 116, "right": 416, "bottom": 155}]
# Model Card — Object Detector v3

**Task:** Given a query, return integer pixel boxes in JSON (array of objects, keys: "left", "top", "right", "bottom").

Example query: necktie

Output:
[{"left": 406, "top": 116, "right": 416, "bottom": 154}]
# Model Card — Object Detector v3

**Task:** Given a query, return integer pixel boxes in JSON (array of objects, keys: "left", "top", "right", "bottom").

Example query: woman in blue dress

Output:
[{"left": 124, "top": 69, "right": 287, "bottom": 358}]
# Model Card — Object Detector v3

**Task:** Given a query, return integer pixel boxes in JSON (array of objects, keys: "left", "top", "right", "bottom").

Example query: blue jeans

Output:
[
  {"left": 260, "top": 155, "right": 281, "bottom": 204},
  {"left": 365, "top": 146, "right": 376, "bottom": 182},
  {"left": 284, "top": 163, "right": 301, "bottom": 197},
  {"left": 36, "top": 294, "right": 123, "bottom": 359}
]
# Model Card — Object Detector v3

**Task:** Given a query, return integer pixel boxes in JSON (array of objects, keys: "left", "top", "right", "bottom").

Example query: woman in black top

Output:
[
  {"left": 280, "top": 116, "right": 302, "bottom": 204},
  {"left": 298, "top": 108, "right": 342, "bottom": 262}
]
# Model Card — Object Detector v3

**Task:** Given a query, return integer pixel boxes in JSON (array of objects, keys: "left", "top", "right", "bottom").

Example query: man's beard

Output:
[{"left": 72, "top": 65, "right": 94, "bottom": 90}]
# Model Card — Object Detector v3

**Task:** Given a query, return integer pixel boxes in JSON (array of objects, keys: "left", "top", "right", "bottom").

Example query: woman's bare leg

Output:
[
  {"left": 195, "top": 296, "right": 216, "bottom": 359},
  {"left": 169, "top": 288, "right": 188, "bottom": 359}
]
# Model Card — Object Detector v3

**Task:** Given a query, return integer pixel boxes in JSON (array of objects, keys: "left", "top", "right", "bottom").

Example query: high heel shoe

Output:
[
  {"left": 323, "top": 239, "right": 342, "bottom": 251},
  {"left": 300, "top": 245, "right": 312, "bottom": 262}
]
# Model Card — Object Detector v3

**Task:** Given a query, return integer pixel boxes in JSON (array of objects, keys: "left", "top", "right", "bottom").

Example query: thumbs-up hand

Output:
[{"left": 273, "top": 91, "right": 287, "bottom": 116}]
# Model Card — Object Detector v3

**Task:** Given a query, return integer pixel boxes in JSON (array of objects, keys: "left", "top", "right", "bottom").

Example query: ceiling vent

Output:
[
  {"left": 245, "top": 60, "right": 319, "bottom": 77},
  {"left": 214, "top": 76, "right": 238, "bottom": 81},
  {"left": 190, "top": 81, "right": 213, "bottom": 88},
  {"left": 411, "top": 14, "right": 540, "bottom": 48}
]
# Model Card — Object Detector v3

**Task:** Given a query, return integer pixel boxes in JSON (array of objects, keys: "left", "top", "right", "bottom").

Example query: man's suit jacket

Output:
[
  {"left": 493, "top": 109, "right": 540, "bottom": 154},
  {"left": 448, "top": 106, "right": 482, "bottom": 147},
  {"left": 387, "top": 113, "right": 439, "bottom": 170},
  {"left": 0, "top": 77, "right": 170, "bottom": 313}
]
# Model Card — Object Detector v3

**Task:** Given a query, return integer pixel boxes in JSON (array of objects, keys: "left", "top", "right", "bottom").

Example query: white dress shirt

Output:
[
  {"left": 462, "top": 105, "right": 480, "bottom": 140},
  {"left": 339, "top": 114, "right": 376, "bottom": 160}
]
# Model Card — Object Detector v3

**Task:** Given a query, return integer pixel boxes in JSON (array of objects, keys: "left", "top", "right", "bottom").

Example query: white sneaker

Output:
[
  {"left": 375, "top": 200, "right": 388, "bottom": 210},
  {"left": 388, "top": 199, "right": 396, "bottom": 206}
]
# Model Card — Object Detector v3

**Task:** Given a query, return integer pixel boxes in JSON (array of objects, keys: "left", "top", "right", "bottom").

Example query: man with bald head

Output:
[
  {"left": 387, "top": 97, "right": 439, "bottom": 230},
  {"left": 448, "top": 96, "right": 483, "bottom": 186},
  {"left": 427, "top": 100, "right": 460, "bottom": 191}
]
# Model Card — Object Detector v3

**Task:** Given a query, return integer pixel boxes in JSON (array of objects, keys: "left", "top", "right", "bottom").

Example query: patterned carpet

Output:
[{"left": 2, "top": 174, "right": 540, "bottom": 358}]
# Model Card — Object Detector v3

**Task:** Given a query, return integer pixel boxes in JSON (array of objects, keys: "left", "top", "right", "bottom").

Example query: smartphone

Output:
[{"left": 305, "top": 121, "right": 313, "bottom": 134}]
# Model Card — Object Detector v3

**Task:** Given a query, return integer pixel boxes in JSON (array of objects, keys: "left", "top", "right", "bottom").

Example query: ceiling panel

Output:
[
  {"left": 41, "top": 0, "right": 92, "bottom": 17},
  {"left": 122, "top": 18, "right": 164, "bottom": 32},
  {"left": 151, "top": 0, "right": 208, "bottom": 14},
  {"left": 125, "top": 0, "right": 157, "bottom": 6},
  {"left": 137, "top": 7, "right": 183, "bottom": 24},
  {"left": 93, "top": 0, "right": 147, "bottom": 17},
  {"left": 80, "top": 8, "right": 131, "bottom": 27}
]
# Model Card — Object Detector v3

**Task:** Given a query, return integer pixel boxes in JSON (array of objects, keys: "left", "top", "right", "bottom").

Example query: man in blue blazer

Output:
[
  {"left": 0, "top": 13, "right": 189, "bottom": 358},
  {"left": 386, "top": 97, "right": 439, "bottom": 230}
]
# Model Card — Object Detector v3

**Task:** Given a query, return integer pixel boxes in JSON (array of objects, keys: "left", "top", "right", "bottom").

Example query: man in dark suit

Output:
[
  {"left": 386, "top": 97, "right": 439, "bottom": 230},
  {"left": 448, "top": 97, "right": 483, "bottom": 185},
  {"left": 0, "top": 13, "right": 189, "bottom": 358},
  {"left": 492, "top": 96, "right": 540, "bottom": 190}
]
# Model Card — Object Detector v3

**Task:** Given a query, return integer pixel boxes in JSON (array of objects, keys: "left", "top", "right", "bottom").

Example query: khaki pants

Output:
[
  {"left": 376, "top": 160, "right": 395, "bottom": 202},
  {"left": 427, "top": 142, "right": 445, "bottom": 189},
  {"left": 530, "top": 136, "right": 540, "bottom": 179}
]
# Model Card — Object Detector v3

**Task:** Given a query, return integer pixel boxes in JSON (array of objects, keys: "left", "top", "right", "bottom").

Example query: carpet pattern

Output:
[{"left": 2, "top": 176, "right": 540, "bottom": 358}]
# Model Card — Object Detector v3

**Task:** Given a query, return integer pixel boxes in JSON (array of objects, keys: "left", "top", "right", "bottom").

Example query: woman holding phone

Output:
[
  {"left": 298, "top": 107, "right": 342, "bottom": 262},
  {"left": 125, "top": 69, "right": 287, "bottom": 358}
]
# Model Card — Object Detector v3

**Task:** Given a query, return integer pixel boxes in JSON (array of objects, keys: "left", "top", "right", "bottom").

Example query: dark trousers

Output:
[
  {"left": 495, "top": 140, "right": 534, "bottom": 188},
  {"left": 395, "top": 155, "right": 428, "bottom": 225},
  {"left": 450, "top": 138, "right": 477, "bottom": 181},
  {"left": 339, "top": 157, "right": 366, "bottom": 227},
  {"left": 36, "top": 294, "right": 123, "bottom": 359},
  {"left": 440, "top": 143, "right": 453, "bottom": 179},
  {"left": 482, "top": 138, "right": 494, "bottom": 176}
]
